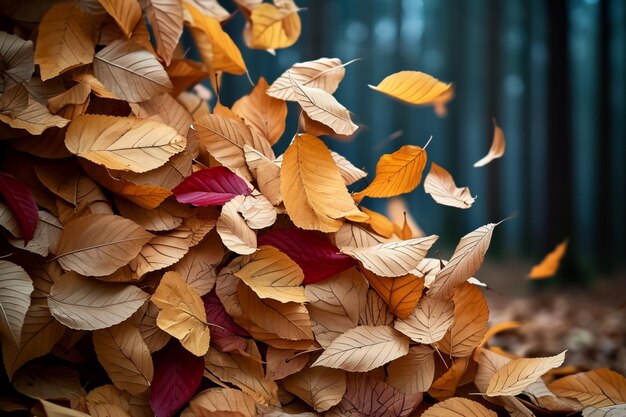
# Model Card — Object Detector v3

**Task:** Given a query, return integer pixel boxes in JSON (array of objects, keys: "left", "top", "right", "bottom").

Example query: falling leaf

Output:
[
  {"left": 394, "top": 295, "right": 454, "bottom": 344},
  {"left": 529, "top": 239, "right": 569, "bottom": 279},
  {"left": 150, "top": 341, "right": 204, "bottom": 417},
  {"left": 216, "top": 195, "right": 257, "bottom": 255},
  {"left": 485, "top": 351, "right": 567, "bottom": 397},
  {"left": 474, "top": 119, "right": 506, "bottom": 167},
  {"left": 245, "top": 2, "right": 301, "bottom": 50},
  {"left": 145, "top": 0, "right": 184, "bottom": 65},
  {"left": 369, "top": 71, "right": 454, "bottom": 109},
  {"left": 289, "top": 77, "right": 358, "bottom": 136},
  {"left": 283, "top": 365, "right": 346, "bottom": 412},
  {"left": 424, "top": 162, "right": 475, "bottom": 209},
  {"left": 548, "top": 368, "right": 626, "bottom": 407},
  {"left": 479, "top": 321, "right": 522, "bottom": 348},
  {"left": 267, "top": 57, "right": 347, "bottom": 101},
  {"left": 422, "top": 397, "right": 497, "bottom": 417},
  {"left": 354, "top": 143, "right": 428, "bottom": 200},
  {"left": 0, "top": 261, "right": 33, "bottom": 345},
  {"left": 387, "top": 345, "right": 435, "bottom": 394},
  {"left": 173, "top": 167, "right": 251, "bottom": 206},
  {"left": 0, "top": 32, "right": 34, "bottom": 92},
  {"left": 34, "top": 3, "right": 95, "bottom": 80},
  {"left": 151, "top": 271, "right": 210, "bottom": 356},
  {"left": 358, "top": 206, "right": 395, "bottom": 238},
  {"left": 189, "top": 388, "right": 257, "bottom": 417},
  {"left": 0, "top": 172, "right": 38, "bottom": 242},
  {"left": 48, "top": 272, "right": 149, "bottom": 330},
  {"left": 93, "top": 320, "right": 153, "bottom": 394},
  {"left": 312, "top": 325, "right": 409, "bottom": 372},
  {"left": 235, "top": 246, "right": 306, "bottom": 303},
  {"left": 54, "top": 214, "right": 153, "bottom": 276},
  {"left": 281, "top": 133, "right": 364, "bottom": 232},
  {"left": 359, "top": 269, "right": 423, "bottom": 319},
  {"left": 94, "top": 39, "right": 173, "bottom": 102}
]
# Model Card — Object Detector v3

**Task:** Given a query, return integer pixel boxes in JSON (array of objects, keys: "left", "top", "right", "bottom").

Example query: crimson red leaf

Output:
[
  {"left": 172, "top": 166, "right": 252, "bottom": 206},
  {"left": 0, "top": 172, "right": 38, "bottom": 242},
  {"left": 258, "top": 227, "right": 355, "bottom": 284},
  {"left": 203, "top": 290, "right": 249, "bottom": 353},
  {"left": 150, "top": 340, "right": 204, "bottom": 417}
]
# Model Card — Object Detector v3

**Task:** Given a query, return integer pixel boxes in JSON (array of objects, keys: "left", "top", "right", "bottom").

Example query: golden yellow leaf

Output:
[
  {"left": 358, "top": 207, "right": 395, "bottom": 238},
  {"left": 283, "top": 365, "right": 346, "bottom": 412},
  {"left": 360, "top": 269, "right": 424, "bottom": 319},
  {"left": 548, "top": 368, "right": 626, "bottom": 407},
  {"left": 422, "top": 397, "right": 497, "bottom": 417},
  {"left": 34, "top": 3, "right": 95, "bottom": 80},
  {"left": 185, "top": 2, "right": 247, "bottom": 74},
  {"left": 145, "top": 0, "right": 184, "bottom": 65},
  {"left": 93, "top": 320, "right": 153, "bottom": 394},
  {"left": 267, "top": 57, "right": 348, "bottom": 101},
  {"left": 183, "top": 0, "right": 231, "bottom": 22},
  {"left": 93, "top": 39, "right": 173, "bottom": 102},
  {"left": 394, "top": 295, "right": 454, "bottom": 344},
  {"left": 424, "top": 162, "right": 475, "bottom": 209},
  {"left": 99, "top": 0, "right": 142, "bottom": 38},
  {"left": 167, "top": 59, "right": 212, "bottom": 96},
  {"left": 387, "top": 345, "right": 435, "bottom": 394},
  {"left": 354, "top": 144, "right": 428, "bottom": 200},
  {"left": 232, "top": 77, "right": 287, "bottom": 145},
  {"left": 290, "top": 76, "right": 358, "bottom": 136},
  {"left": 529, "top": 239, "right": 569, "bottom": 279},
  {"left": 65, "top": 115, "right": 186, "bottom": 173},
  {"left": 151, "top": 271, "right": 210, "bottom": 356},
  {"left": 190, "top": 388, "right": 257, "bottom": 417},
  {"left": 216, "top": 195, "right": 257, "bottom": 255},
  {"left": 0, "top": 97, "right": 69, "bottom": 135},
  {"left": 312, "top": 325, "right": 409, "bottom": 372},
  {"left": 485, "top": 351, "right": 566, "bottom": 396},
  {"left": 245, "top": 2, "right": 301, "bottom": 50},
  {"left": 54, "top": 214, "right": 153, "bottom": 277},
  {"left": 281, "top": 133, "right": 364, "bottom": 232},
  {"left": 474, "top": 119, "right": 506, "bottom": 167},
  {"left": 48, "top": 272, "right": 149, "bottom": 330},
  {"left": 235, "top": 246, "right": 306, "bottom": 303},
  {"left": 369, "top": 71, "right": 454, "bottom": 109},
  {"left": 0, "top": 261, "right": 33, "bottom": 345}
]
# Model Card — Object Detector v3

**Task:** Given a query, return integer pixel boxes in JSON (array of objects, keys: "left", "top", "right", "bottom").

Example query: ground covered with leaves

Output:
[{"left": 0, "top": 1, "right": 625, "bottom": 417}]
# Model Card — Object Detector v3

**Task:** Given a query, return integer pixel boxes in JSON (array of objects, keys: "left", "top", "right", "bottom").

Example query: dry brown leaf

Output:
[
  {"left": 217, "top": 195, "right": 257, "bottom": 255},
  {"left": 133, "top": 302, "right": 171, "bottom": 353},
  {"left": 65, "top": 115, "right": 186, "bottom": 173},
  {"left": 93, "top": 39, "right": 173, "bottom": 102},
  {"left": 484, "top": 351, "right": 566, "bottom": 397},
  {"left": 548, "top": 368, "right": 626, "bottom": 407},
  {"left": 369, "top": 71, "right": 454, "bottom": 109},
  {"left": 438, "top": 283, "right": 489, "bottom": 357},
  {"left": 34, "top": 3, "right": 95, "bottom": 80},
  {"left": 114, "top": 198, "right": 187, "bottom": 232},
  {"left": 0, "top": 97, "right": 69, "bottom": 134},
  {"left": 267, "top": 58, "right": 347, "bottom": 101},
  {"left": 129, "top": 93, "right": 193, "bottom": 136},
  {"left": 359, "top": 290, "right": 395, "bottom": 326},
  {"left": 387, "top": 345, "right": 435, "bottom": 394},
  {"left": 281, "top": 133, "right": 364, "bottom": 232},
  {"left": 529, "top": 239, "right": 569, "bottom": 279},
  {"left": 354, "top": 144, "right": 428, "bottom": 200},
  {"left": 151, "top": 271, "right": 210, "bottom": 356},
  {"left": 54, "top": 214, "right": 153, "bottom": 277},
  {"left": 93, "top": 320, "right": 153, "bottom": 394},
  {"left": 394, "top": 295, "right": 454, "bottom": 344},
  {"left": 334, "top": 222, "right": 390, "bottom": 248},
  {"left": 0, "top": 83, "right": 28, "bottom": 116},
  {"left": 169, "top": 230, "right": 222, "bottom": 296},
  {"left": 99, "top": 0, "right": 142, "bottom": 38},
  {"left": 360, "top": 269, "right": 423, "bottom": 319},
  {"left": 133, "top": 225, "right": 193, "bottom": 278},
  {"left": 422, "top": 397, "right": 497, "bottom": 417},
  {"left": 0, "top": 261, "right": 33, "bottom": 345},
  {"left": 47, "top": 82, "right": 91, "bottom": 116},
  {"left": 145, "top": 0, "right": 184, "bottom": 65},
  {"left": 48, "top": 272, "right": 149, "bottom": 330},
  {"left": 428, "top": 222, "right": 499, "bottom": 299},
  {"left": 167, "top": 59, "right": 212, "bottom": 95},
  {"left": 8, "top": 210, "right": 62, "bottom": 257},
  {"left": 190, "top": 387, "right": 257, "bottom": 417},
  {"left": 265, "top": 347, "right": 309, "bottom": 380},
  {"left": 235, "top": 246, "right": 306, "bottom": 303},
  {"left": 474, "top": 119, "right": 506, "bottom": 167},
  {"left": 73, "top": 72, "right": 118, "bottom": 99},
  {"left": 312, "top": 325, "right": 408, "bottom": 372},
  {"left": 424, "top": 162, "right": 475, "bottom": 209},
  {"left": 340, "top": 234, "right": 438, "bottom": 277},
  {"left": 428, "top": 356, "right": 472, "bottom": 401},
  {"left": 283, "top": 365, "right": 346, "bottom": 412},
  {"left": 0, "top": 32, "right": 34, "bottom": 92}
]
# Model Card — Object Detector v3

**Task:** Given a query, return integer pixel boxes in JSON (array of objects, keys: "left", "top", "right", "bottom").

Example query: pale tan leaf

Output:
[
  {"left": 47, "top": 82, "right": 91, "bottom": 114},
  {"left": 39, "top": 399, "right": 91, "bottom": 417},
  {"left": 0, "top": 83, "right": 28, "bottom": 115},
  {"left": 312, "top": 325, "right": 409, "bottom": 372},
  {"left": 217, "top": 195, "right": 257, "bottom": 255},
  {"left": 0, "top": 97, "right": 69, "bottom": 135},
  {"left": 129, "top": 93, "right": 193, "bottom": 136},
  {"left": 394, "top": 295, "right": 454, "bottom": 344},
  {"left": 369, "top": 71, "right": 454, "bottom": 108},
  {"left": 114, "top": 198, "right": 187, "bottom": 232},
  {"left": 290, "top": 77, "right": 357, "bottom": 136},
  {"left": 65, "top": 115, "right": 186, "bottom": 173},
  {"left": 424, "top": 162, "right": 475, "bottom": 209},
  {"left": 8, "top": 211, "right": 62, "bottom": 257},
  {"left": 169, "top": 231, "right": 222, "bottom": 297},
  {"left": 34, "top": 3, "right": 95, "bottom": 80},
  {"left": 182, "top": 0, "right": 230, "bottom": 22},
  {"left": 151, "top": 271, "right": 210, "bottom": 356},
  {"left": 86, "top": 403, "right": 132, "bottom": 417},
  {"left": 331, "top": 151, "right": 367, "bottom": 186},
  {"left": 387, "top": 345, "right": 435, "bottom": 394},
  {"left": 235, "top": 246, "right": 306, "bottom": 303},
  {"left": 283, "top": 365, "right": 346, "bottom": 412},
  {"left": 265, "top": 347, "right": 309, "bottom": 380},
  {"left": 93, "top": 320, "right": 153, "bottom": 394},
  {"left": 133, "top": 301, "right": 171, "bottom": 353},
  {"left": 0, "top": 201, "right": 21, "bottom": 238},
  {"left": 146, "top": 0, "right": 184, "bottom": 65},
  {"left": 238, "top": 193, "right": 277, "bottom": 230},
  {"left": 484, "top": 351, "right": 566, "bottom": 397},
  {"left": 94, "top": 39, "right": 173, "bottom": 102},
  {"left": 99, "top": 0, "right": 142, "bottom": 38},
  {"left": 48, "top": 272, "right": 149, "bottom": 330},
  {"left": 305, "top": 268, "right": 368, "bottom": 348},
  {"left": 54, "top": 214, "right": 153, "bottom": 276},
  {"left": 133, "top": 227, "right": 193, "bottom": 278},
  {"left": 267, "top": 58, "right": 346, "bottom": 101},
  {"left": 244, "top": 145, "right": 282, "bottom": 205},
  {"left": 0, "top": 32, "right": 34, "bottom": 92},
  {"left": 474, "top": 119, "right": 506, "bottom": 167},
  {"left": 428, "top": 222, "right": 499, "bottom": 299},
  {"left": 0, "top": 261, "right": 33, "bottom": 345},
  {"left": 529, "top": 239, "right": 569, "bottom": 279},
  {"left": 334, "top": 222, "right": 390, "bottom": 248},
  {"left": 422, "top": 397, "right": 496, "bottom": 417},
  {"left": 281, "top": 133, "right": 364, "bottom": 232},
  {"left": 583, "top": 404, "right": 626, "bottom": 417},
  {"left": 549, "top": 368, "right": 626, "bottom": 407},
  {"left": 190, "top": 387, "right": 257, "bottom": 417},
  {"left": 359, "top": 290, "right": 394, "bottom": 326},
  {"left": 341, "top": 235, "right": 438, "bottom": 277}
]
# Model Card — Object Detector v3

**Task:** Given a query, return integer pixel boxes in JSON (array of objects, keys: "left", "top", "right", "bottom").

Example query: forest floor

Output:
[{"left": 479, "top": 260, "right": 626, "bottom": 375}]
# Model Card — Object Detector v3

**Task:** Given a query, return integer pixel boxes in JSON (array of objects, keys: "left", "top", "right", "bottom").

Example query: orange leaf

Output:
[
  {"left": 360, "top": 269, "right": 424, "bottom": 319},
  {"left": 99, "top": 0, "right": 142, "bottom": 38},
  {"left": 528, "top": 239, "right": 569, "bottom": 279}
]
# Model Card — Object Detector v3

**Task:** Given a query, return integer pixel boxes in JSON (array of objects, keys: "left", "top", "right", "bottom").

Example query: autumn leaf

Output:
[
  {"left": 216, "top": 195, "right": 257, "bottom": 255},
  {"left": 369, "top": 71, "right": 454, "bottom": 110},
  {"left": 267, "top": 57, "right": 348, "bottom": 101},
  {"left": 394, "top": 295, "right": 454, "bottom": 344},
  {"left": 0, "top": 96, "right": 69, "bottom": 135},
  {"left": 549, "top": 368, "right": 626, "bottom": 407},
  {"left": 0, "top": 172, "right": 38, "bottom": 242},
  {"left": 99, "top": 0, "right": 142, "bottom": 38},
  {"left": 0, "top": 32, "right": 34, "bottom": 92},
  {"left": 245, "top": 2, "right": 301, "bottom": 50},
  {"left": 0, "top": 261, "right": 33, "bottom": 346},
  {"left": 145, "top": 0, "right": 184, "bottom": 65},
  {"left": 422, "top": 397, "right": 497, "bottom": 417},
  {"left": 151, "top": 271, "right": 210, "bottom": 356},
  {"left": 424, "top": 162, "right": 476, "bottom": 209},
  {"left": 474, "top": 119, "right": 506, "bottom": 167},
  {"left": 190, "top": 388, "right": 257, "bottom": 417},
  {"left": 387, "top": 345, "right": 435, "bottom": 394},
  {"left": 359, "top": 269, "right": 424, "bottom": 319},
  {"left": 283, "top": 365, "right": 346, "bottom": 412},
  {"left": 173, "top": 166, "right": 252, "bottom": 206},
  {"left": 529, "top": 239, "right": 569, "bottom": 279}
]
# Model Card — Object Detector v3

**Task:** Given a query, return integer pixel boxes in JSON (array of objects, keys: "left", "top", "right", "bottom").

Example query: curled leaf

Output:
[
  {"left": 474, "top": 119, "right": 506, "bottom": 167},
  {"left": 424, "top": 162, "right": 475, "bottom": 209}
]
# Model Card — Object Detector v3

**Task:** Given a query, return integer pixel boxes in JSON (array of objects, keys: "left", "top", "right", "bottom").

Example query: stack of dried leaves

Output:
[{"left": 0, "top": 1, "right": 624, "bottom": 417}]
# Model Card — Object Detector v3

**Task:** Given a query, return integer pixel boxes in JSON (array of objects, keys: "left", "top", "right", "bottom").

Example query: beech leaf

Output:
[
  {"left": 146, "top": 0, "right": 184, "bottom": 65},
  {"left": 548, "top": 368, "right": 626, "bottom": 407},
  {"left": 0, "top": 172, "right": 38, "bottom": 242},
  {"left": 99, "top": 0, "right": 142, "bottom": 38},
  {"left": 394, "top": 295, "right": 454, "bottom": 344},
  {"left": 360, "top": 269, "right": 424, "bottom": 319},
  {"left": 0, "top": 97, "right": 69, "bottom": 134},
  {"left": 173, "top": 166, "right": 252, "bottom": 206},
  {"left": 283, "top": 366, "right": 346, "bottom": 412},
  {"left": 424, "top": 162, "right": 476, "bottom": 209},
  {"left": 474, "top": 119, "right": 506, "bottom": 167},
  {"left": 387, "top": 345, "right": 435, "bottom": 394},
  {"left": 422, "top": 397, "right": 497, "bottom": 417},
  {"left": 216, "top": 195, "right": 257, "bottom": 255},
  {"left": 267, "top": 58, "right": 347, "bottom": 101},
  {"left": 245, "top": 2, "right": 301, "bottom": 50},
  {"left": 0, "top": 32, "right": 34, "bottom": 91},
  {"left": 0, "top": 261, "right": 33, "bottom": 346},
  {"left": 190, "top": 388, "right": 257, "bottom": 417}
]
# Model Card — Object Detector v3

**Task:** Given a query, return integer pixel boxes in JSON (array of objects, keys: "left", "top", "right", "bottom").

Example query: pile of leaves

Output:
[{"left": 0, "top": 1, "right": 624, "bottom": 417}]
